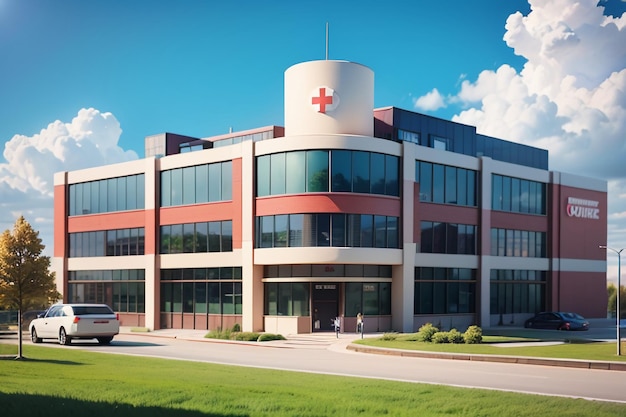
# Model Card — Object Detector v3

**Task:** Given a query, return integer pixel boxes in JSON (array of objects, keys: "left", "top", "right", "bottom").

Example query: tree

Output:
[
  {"left": 0, "top": 216, "right": 60, "bottom": 359},
  {"left": 607, "top": 284, "right": 626, "bottom": 320}
]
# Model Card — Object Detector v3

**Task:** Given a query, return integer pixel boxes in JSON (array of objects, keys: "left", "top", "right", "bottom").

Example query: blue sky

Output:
[{"left": 1, "top": 0, "right": 625, "bottom": 283}]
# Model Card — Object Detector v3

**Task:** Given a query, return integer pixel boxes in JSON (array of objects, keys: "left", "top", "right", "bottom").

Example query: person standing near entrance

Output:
[{"left": 356, "top": 313, "right": 363, "bottom": 333}]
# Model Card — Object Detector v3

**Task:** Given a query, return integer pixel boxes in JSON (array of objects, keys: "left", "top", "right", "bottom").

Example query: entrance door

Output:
[{"left": 312, "top": 283, "right": 339, "bottom": 332}]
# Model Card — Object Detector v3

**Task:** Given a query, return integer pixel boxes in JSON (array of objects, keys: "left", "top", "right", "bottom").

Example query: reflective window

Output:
[
  {"left": 414, "top": 267, "right": 476, "bottom": 314},
  {"left": 331, "top": 150, "right": 351, "bottom": 192},
  {"left": 490, "top": 269, "right": 546, "bottom": 314},
  {"left": 352, "top": 151, "right": 370, "bottom": 193},
  {"left": 256, "top": 214, "right": 400, "bottom": 249},
  {"left": 420, "top": 221, "right": 476, "bottom": 255},
  {"left": 69, "top": 174, "right": 145, "bottom": 216},
  {"left": 160, "top": 161, "right": 232, "bottom": 207},
  {"left": 345, "top": 282, "right": 391, "bottom": 316},
  {"left": 416, "top": 161, "right": 477, "bottom": 207},
  {"left": 257, "top": 155, "right": 270, "bottom": 197},
  {"left": 263, "top": 282, "right": 310, "bottom": 317},
  {"left": 490, "top": 228, "right": 546, "bottom": 258},
  {"left": 492, "top": 174, "right": 546, "bottom": 214},
  {"left": 69, "top": 228, "right": 145, "bottom": 257},
  {"left": 307, "top": 150, "right": 329, "bottom": 192},
  {"left": 160, "top": 267, "right": 242, "bottom": 316},
  {"left": 160, "top": 221, "right": 232, "bottom": 254},
  {"left": 271, "top": 153, "right": 286, "bottom": 195},
  {"left": 286, "top": 152, "right": 306, "bottom": 194},
  {"left": 257, "top": 150, "right": 399, "bottom": 197},
  {"left": 67, "top": 269, "right": 145, "bottom": 313}
]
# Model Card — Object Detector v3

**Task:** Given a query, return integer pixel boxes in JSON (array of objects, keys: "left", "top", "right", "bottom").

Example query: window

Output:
[
  {"left": 256, "top": 214, "right": 400, "bottom": 249},
  {"left": 69, "top": 174, "right": 145, "bottom": 216},
  {"left": 345, "top": 282, "right": 391, "bottom": 316},
  {"left": 257, "top": 150, "right": 400, "bottom": 197},
  {"left": 414, "top": 267, "right": 476, "bottom": 314},
  {"left": 160, "top": 161, "right": 232, "bottom": 207},
  {"left": 490, "top": 228, "right": 546, "bottom": 258},
  {"left": 416, "top": 161, "right": 477, "bottom": 207},
  {"left": 420, "top": 221, "right": 476, "bottom": 255},
  {"left": 490, "top": 270, "right": 546, "bottom": 315},
  {"left": 264, "top": 282, "right": 310, "bottom": 316},
  {"left": 67, "top": 269, "right": 145, "bottom": 313},
  {"left": 70, "top": 228, "right": 145, "bottom": 257},
  {"left": 160, "top": 267, "right": 242, "bottom": 316},
  {"left": 160, "top": 221, "right": 233, "bottom": 254},
  {"left": 432, "top": 136, "right": 449, "bottom": 150}
]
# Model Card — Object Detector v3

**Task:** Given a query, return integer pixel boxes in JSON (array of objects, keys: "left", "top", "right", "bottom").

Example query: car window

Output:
[
  {"left": 71, "top": 306, "right": 114, "bottom": 315},
  {"left": 46, "top": 306, "right": 61, "bottom": 317}
]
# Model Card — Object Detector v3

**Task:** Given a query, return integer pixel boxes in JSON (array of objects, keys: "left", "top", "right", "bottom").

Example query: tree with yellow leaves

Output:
[{"left": 0, "top": 216, "right": 60, "bottom": 359}]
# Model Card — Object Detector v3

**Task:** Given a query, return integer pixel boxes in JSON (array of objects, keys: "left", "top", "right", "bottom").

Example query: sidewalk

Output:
[{"left": 120, "top": 327, "right": 626, "bottom": 372}]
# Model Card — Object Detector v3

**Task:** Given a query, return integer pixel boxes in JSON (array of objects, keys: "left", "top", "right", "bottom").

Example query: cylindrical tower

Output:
[{"left": 284, "top": 60, "right": 374, "bottom": 137}]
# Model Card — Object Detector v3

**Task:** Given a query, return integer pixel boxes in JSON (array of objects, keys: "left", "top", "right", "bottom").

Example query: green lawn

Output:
[
  {"left": 355, "top": 334, "right": 626, "bottom": 362},
  {"left": 1, "top": 343, "right": 625, "bottom": 417}
]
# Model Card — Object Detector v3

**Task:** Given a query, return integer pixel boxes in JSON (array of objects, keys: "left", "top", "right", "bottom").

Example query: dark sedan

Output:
[{"left": 524, "top": 312, "right": 589, "bottom": 331}]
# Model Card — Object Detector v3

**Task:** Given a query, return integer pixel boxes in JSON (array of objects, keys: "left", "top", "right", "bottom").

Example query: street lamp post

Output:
[{"left": 600, "top": 245, "right": 623, "bottom": 356}]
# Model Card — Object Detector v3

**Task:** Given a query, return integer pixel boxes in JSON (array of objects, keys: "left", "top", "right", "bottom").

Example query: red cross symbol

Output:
[{"left": 312, "top": 87, "right": 333, "bottom": 113}]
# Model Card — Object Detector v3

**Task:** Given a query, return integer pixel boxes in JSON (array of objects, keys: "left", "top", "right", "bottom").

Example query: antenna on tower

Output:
[{"left": 325, "top": 22, "right": 329, "bottom": 60}]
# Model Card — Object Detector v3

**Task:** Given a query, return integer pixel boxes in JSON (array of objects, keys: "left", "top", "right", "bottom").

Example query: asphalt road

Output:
[{"left": 13, "top": 330, "right": 625, "bottom": 404}]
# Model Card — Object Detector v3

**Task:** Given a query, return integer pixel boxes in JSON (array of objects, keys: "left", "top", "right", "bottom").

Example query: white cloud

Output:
[
  {"left": 451, "top": 0, "right": 626, "bottom": 177},
  {"left": 414, "top": 88, "right": 446, "bottom": 111},
  {"left": 436, "top": 0, "right": 626, "bottom": 283},
  {"left": 0, "top": 108, "right": 138, "bottom": 254}
]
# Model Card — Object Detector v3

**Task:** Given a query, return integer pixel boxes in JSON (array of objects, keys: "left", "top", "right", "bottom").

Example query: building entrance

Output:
[{"left": 311, "top": 283, "right": 339, "bottom": 332}]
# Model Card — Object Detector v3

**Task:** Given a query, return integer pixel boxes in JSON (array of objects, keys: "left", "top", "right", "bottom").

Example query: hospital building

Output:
[{"left": 53, "top": 59, "right": 608, "bottom": 334}]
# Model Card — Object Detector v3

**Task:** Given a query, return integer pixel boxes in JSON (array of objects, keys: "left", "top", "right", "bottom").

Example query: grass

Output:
[
  {"left": 355, "top": 334, "right": 626, "bottom": 362},
  {"left": 1, "top": 343, "right": 625, "bottom": 416}
]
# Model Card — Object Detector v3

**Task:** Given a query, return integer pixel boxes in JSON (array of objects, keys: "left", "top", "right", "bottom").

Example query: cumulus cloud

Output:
[
  {"left": 0, "top": 108, "right": 138, "bottom": 254},
  {"left": 414, "top": 88, "right": 446, "bottom": 111},
  {"left": 416, "top": 0, "right": 626, "bottom": 281},
  {"left": 451, "top": 0, "right": 626, "bottom": 179}
]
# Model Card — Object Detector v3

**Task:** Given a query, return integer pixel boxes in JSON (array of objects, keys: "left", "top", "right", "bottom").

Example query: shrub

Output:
[
  {"left": 231, "top": 323, "right": 241, "bottom": 332},
  {"left": 257, "top": 333, "right": 286, "bottom": 342},
  {"left": 231, "top": 332, "right": 260, "bottom": 341},
  {"left": 380, "top": 332, "right": 398, "bottom": 341},
  {"left": 205, "top": 327, "right": 232, "bottom": 340},
  {"left": 463, "top": 325, "right": 483, "bottom": 344},
  {"left": 417, "top": 323, "right": 439, "bottom": 342},
  {"left": 448, "top": 328, "right": 464, "bottom": 344},
  {"left": 431, "top": 331, "right": 449, "bottom": 344}
]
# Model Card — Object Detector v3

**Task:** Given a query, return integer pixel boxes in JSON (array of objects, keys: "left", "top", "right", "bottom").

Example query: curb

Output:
[{"left": 346, "top": 344, "right": 626, "bottom": 371}]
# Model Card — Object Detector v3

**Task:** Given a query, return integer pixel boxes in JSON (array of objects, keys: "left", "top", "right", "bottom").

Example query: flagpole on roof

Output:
[{"left": 326, "top": 22, "right": 329, "bottom": 60}]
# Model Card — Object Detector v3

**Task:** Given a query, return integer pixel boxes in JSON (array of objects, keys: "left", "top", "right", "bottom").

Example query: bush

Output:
[
  {"left": 230, "top": 332, "right": 260, "bottom": 341},
  {"left": 417, "top": 323, "right": 439, "bottom": 342},
  {"left": 257, "top": 333, "right": 286, "bottom": 342},
  {"left": 231, "top": 323, "right": 241, "bottom": 332},
  {"left": 205, "top": 327, "right": 232, "bottom": 340},
  {"left": 431, "top": 331, "right": 449, "bottom": 344},
  {"left": 448, "top": 328, "right": 464, "bottom": 344},
  {"left": 380, "top": 332, "right": 398, "bottom": 341},
  {"left": 463, "top": 325, "right": 483, "bottom": 344}
]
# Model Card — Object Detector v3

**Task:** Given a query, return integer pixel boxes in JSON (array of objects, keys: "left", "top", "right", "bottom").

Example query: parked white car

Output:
[{"left": 29, "top": 304, "right": 120, "bottom": 345}]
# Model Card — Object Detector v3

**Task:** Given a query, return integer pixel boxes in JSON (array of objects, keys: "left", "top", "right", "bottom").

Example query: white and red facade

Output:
[{"left": 53, "top": 60, "right": 608, "bottom": 334}]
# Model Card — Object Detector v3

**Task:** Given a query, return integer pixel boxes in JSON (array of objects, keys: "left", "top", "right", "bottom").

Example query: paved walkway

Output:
[{"left": 118, "top": 326, "right": 626, "bottom": 371}]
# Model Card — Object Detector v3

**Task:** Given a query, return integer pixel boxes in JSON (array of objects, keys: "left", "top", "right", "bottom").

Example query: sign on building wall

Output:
[{"left": 566, "top": 197, "right": 600, "bottom": 220}]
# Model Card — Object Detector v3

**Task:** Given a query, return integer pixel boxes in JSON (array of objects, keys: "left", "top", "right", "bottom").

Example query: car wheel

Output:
[
  {"left": 97, "top": 337, "right": 113, "bottom": 345},
  {"left": 59, "top": 327, "right": 71, "bottom": 345},
  {"left": 31, "top": 328, "right": 42, "bottom": 343}
]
